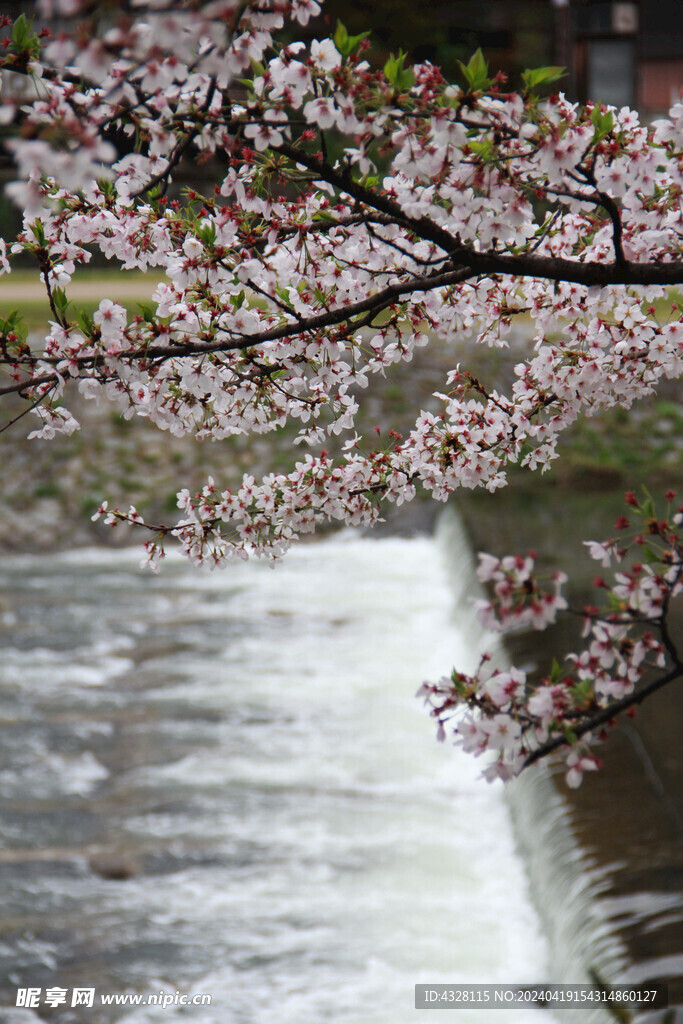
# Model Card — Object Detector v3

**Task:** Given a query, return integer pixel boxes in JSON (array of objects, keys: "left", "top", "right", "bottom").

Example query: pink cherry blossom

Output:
[{"left": 0, "top": 3, "right": 680, "bottom": 785}]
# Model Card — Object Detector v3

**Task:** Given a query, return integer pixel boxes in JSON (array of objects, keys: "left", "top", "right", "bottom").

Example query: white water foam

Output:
[{"left": 0, "top": 530, "right": 569, "bottom": 1022}]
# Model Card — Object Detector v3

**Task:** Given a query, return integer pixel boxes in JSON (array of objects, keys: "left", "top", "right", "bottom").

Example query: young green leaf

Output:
[
  {"left": 458, "top": 48, "right": 491, "bottom": 92},
  {"left": 571, "top": 679, "right": 593, "bottom": 706},
  {"left": 562, "top": 724, "right": 578, "bottom": 745},
  {"left": 11, "top": 13, "right": 40, "bottom": 59},
  {"left": 312, "top": 209, "right": 339, "bottom": 223},
  {"left": 197, "top": 222, "right": 217, "bottom": 247},
  {"left": 77, "top": 309, "right": 94, "bottom": 335},
  {"left": 333, "top": 21, "right": 369, "bottom": 58},
  {"left": 11, "top": 13, "right": 30, "bottom": 49},
  {"left": 522, "top": 65, "right": 565, "bottom": 92},
  {"left": 51, "top": 287, "right": 70, "bottom": 313},
  {"left": 590, "top": 106, "right": 614, "bottom": 140},
  {"left": 31, "top": 220, "right": 47, "bottom": 248},
  {"left": 136, "top": 302, "right": 157, "bottom": 323},
  {"left": 384, "top": 51, "right": 415, "bottom": 92},
  {"left": 549, "top": 658, "right": 563, "bottom": 684}
]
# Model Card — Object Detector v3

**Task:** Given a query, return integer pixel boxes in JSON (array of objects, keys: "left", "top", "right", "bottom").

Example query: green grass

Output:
[
  {"left": 0, "top": 267, "right": 164, "bottom": 332},
  {"left": 3, "top": 266, "right": 155, "bottom": 284},
  {"left": 555, "top": 399, "right": 683, "bottom": 481}
]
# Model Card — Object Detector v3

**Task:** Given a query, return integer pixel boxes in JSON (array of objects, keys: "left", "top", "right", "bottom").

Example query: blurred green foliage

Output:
[{"left": 313, "top": 0, "right": 553, "bottom": 82}]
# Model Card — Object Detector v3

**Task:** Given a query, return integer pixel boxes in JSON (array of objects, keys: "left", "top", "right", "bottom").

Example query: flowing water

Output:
[{"left": 0, "top": 521, "right": 620, "bottom": 1023}]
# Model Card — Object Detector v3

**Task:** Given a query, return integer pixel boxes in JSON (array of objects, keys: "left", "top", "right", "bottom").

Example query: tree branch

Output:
[
  {"left": 277, "top": 142, "right": 683, "bottom": 287},
  {"left": 522, "top": 664, "right": 683, "bottom": 770},
  {"left": 0, "top": 264, "right": 478, "bottom": 386}
]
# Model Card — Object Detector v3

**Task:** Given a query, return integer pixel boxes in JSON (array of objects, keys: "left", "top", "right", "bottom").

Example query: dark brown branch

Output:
[
  {"left": 522, "top": 663, "right": 683, "bottom": 770},
  {"left": 576, "top": 167, "right": 627, "bottom": 266},
  {"left": 277, "top": 142, "right": 683, "bottom": 287},
  {"left": 0, "top": 372, "right": 59, "bottom": 399},
  {"left": 39, "top": 264, "right": 67, "bottom": 329},
  {"left": 140, "top": 265, "right": 476, "bottom": 356},
  {"left": 0, "top": 264, "right": 478, "bottom": 392}
]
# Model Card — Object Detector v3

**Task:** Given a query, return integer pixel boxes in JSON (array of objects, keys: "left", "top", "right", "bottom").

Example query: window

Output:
[{"left": 587, "top": 38, "right": 635, "bottom": 108}]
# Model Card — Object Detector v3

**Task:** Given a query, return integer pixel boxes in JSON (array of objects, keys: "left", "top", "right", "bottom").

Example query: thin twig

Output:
[{"left": 0, "top": 383, "right": 57, "bottom": 435}]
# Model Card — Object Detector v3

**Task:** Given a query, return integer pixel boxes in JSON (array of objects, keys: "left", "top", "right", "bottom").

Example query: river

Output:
[{"left": 0, "top": 519, "right": 625, "bottom": 1023}]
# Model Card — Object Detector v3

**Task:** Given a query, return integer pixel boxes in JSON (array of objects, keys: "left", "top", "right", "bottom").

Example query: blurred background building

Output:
[
  {"left": 0, "top": 0, "right": 682, "bottom": 239},
  {"left": 1, "top": 0, "right": 682, "bottom": 116},
  {"left": 558, "top": 0, "right": 683, "bottom": 117},
  {"left": 317, "top": 0, "right": 683, "bottom": 119}
]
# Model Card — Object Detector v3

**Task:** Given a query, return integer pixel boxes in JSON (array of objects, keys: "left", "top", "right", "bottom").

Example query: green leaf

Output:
[
  {"left": 77, "top": 309, "right": 94, "bottom": 335},
  {"left": 457, "top": 48, "right": 491, "bottom": 92},
  {"left": 590, "top": 106, "right": 614, "bottom": 140},
  {"left": 383, "top": 51, "right": 415, "bottom": 92},
  {"left": 11, "top": 13, "right": 30, "bottom": 49},
  {"left": 450, "top": 670, "right": 469, "bottom": 698},
  {"left": 549, "top": 658, "right": 563, "bottom": 684},
  {"left": 11, "top": 13, "right": 40, "bottom": 59},
  {"left": 0, "top": 309, "right": 27, "bottom": 344},
  {"left": 360, "top": 173, "right": 379, "bottom": 189},
  {"left": 1, "top": 308, "right": 20, "bottom": 328},
  {"left": 136, "top": 302, "right": 156, "bottom": 323},
  {"left": 97, "top": 178, "right": 115, "bottom": 198},
  {"left": 399, "top": 66, "right": 416, "bottom": 92},
  {"left": 467, "top": 138, "right": 495, "bottom": 164},
  {"left": 197, "top": 221, "right": 216, "bottom": 247},
  {"left": 248, "top": 59, "right": 266, "bottom": 78},
  {"left": 332, "top": 21, "right": 371, "bottom": 59},
  {"left": 231, "top": 289, "right": 246, "bottom": 310},
  {"left": 311, "top": 209, "right": 339, "bottom": 223},
  {"left": 572, "top": 679, "right": 593, "bottom": 705},
  {"left": 31, "top": 220, "right": 46, "bottom": 247},
  {"left": 52, "top": 287, "right": 69, "bottom": 312},
  {"left": 522, "top": 65, "right": 565, "bottom": 91},
  {"left": 641, "top": 544, "right": 662, "bottom": 565},
  {"left": 640, "top": 485, "right": 655, "bottom": 519},
  {"left": 334, "top": 20, "right": 349, "bottom": 53},
  {"left": 562, "top": 724, "right": 578, "bottom": 745}
]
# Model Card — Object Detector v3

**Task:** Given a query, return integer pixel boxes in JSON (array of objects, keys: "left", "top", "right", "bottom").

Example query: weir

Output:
[
  {"left": 0, "top": 523, "right": 651, "bottom": 1023},
  {"left": 436, "top": 508, "right": 628, "bottom": 1024}
]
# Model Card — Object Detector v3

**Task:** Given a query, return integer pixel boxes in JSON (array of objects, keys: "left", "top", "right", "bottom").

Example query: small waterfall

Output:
[
  {"left": 0, "top": 533, "right": 572, "bottom": 1023},
  {"left": 436, "top": 507, "right": 628, "bottom": 1022},
  {"left": 1, "top": 518, "right": 649, "bottom": 1023}
]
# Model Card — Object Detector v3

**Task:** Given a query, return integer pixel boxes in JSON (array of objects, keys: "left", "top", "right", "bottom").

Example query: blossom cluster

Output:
[
  {"left": 419, "top": 492, "right": 682, "bottom": 785},
  {"left": 0, "top": 7, "right": 682, "bottom": 560}
]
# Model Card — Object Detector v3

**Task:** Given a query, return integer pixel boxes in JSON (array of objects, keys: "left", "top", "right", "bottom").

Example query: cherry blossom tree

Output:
[{"left": 0, "top": 1, "right": 681, "bottom": 785}]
